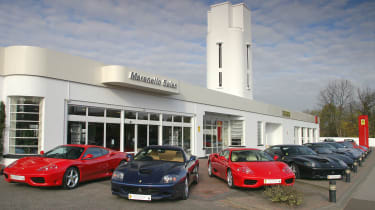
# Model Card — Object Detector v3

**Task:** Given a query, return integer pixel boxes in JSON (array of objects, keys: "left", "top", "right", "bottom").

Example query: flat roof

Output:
[{"left": 0, "top": 45, "right": 316, "bottom": 123}]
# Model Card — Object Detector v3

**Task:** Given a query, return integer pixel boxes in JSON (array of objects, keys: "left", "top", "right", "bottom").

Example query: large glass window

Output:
[
  {"left": 173, "top": 127, "right": 182, "bottom": 147},
  {"left": 163, "top": 126, "right": 172, "bottom": 145},
  {"left": 163, "top": 114, "right": 173, "bottom": 122},
  {"left": 137, "top": 124, "right": 147, "bottom": 151},
  {"left": 88, "top": 107, "right": 104, "bottom": 117},
  {"left": 106, "top": 109, "right": 121, "bottom": 118},
  {"left": 125, "top": 111, "right": 136, "bottom": 119},
  {"left": 183, "top": 127, "right": 191, "bottom": 154},
  {"left": 124, "top": 124, "right": 135, "bottom": 152},
  {"left": 67, "top": 121, "right": 86, "bottom": 145},
  {"left": 150, "top": 113, "right": 160, "bottom": 121},
  {"left": 68, "top": 105, "right": 86, "bottom": 116},
  {"left": 9, "top": 96, "right": 42, "bottom": 154},
  {"left": 149, "top": 125, "right": 159, "bottom": 145},
  {"left": 88, "top": 123, "right": 104, "bottom": 146},
  {"left": 138, "top": 112, "right": 148, "bottom": 120},
  {"left": 106, "top": 123, "right": 120, "bottom": 151}
]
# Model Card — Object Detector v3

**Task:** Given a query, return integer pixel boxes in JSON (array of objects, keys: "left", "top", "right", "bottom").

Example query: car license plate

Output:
[
  {"left": 128, "top": 194, "right": 151, "bottom": 201},
  {"left": 264, "top": 179, "right": 281, "bottom": 184},
  {"left": 327, "top": 175, "right": 341, "bottom": 180},
  {"left": 10, "top": 175, "right": 25, "bottom": 181}
]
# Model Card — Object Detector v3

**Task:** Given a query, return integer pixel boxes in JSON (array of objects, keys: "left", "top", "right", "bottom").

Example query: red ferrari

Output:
[
  {"left": 208, "top": 148, "right": 295, "bottom": 188},
  {"left": 3, "top": 144, "right": 128, "bottom": 189}
]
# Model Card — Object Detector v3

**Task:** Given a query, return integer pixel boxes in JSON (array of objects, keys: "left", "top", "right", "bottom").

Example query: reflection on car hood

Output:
[
  {"left": 10, "top": 157, "right": 67, "bottom": 171},
  {"left": 117, "top": 160, "right": 184, "bottom": 184},
  {"left": 232, "top": 161, "right": 292, "bottom": 178}
]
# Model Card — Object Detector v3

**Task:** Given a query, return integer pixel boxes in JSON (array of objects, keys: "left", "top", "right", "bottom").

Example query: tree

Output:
[
  {"left": 357, "top": 87, "right": 375, "bottom": 137},
  {"left": 318, "top": 80, "right": 355, "bottom": 136}
]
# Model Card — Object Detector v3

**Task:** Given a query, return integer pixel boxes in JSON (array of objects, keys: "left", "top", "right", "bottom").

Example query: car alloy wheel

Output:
[
  {"left": 182, "top": 177, "right": 189, "bottom": 200},
  {"left": 63, "top": 167, "right": 79, "bottom": 189},
  {"left": 291, "top": 163, "right": 300, "bottom": 179},
  {"left": 208, "top": 162, "right": 213, "bottom": 177},
  {"left": 227, "top": 170, "right": 234, "bottom": 188},
  {"left": 193, "top": 166, "right": 199, "bottom": 184}
]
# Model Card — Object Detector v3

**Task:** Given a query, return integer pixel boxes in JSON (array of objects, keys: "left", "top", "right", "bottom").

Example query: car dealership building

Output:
[{"left": 0, "top": 2, "right": 319, "bottom": 164}]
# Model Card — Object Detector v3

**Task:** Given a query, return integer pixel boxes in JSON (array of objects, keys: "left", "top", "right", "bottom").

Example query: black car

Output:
[
  {"left": 323, "top": 142, "right": 362, "bottom": 161},
  {"left": 265, "top": 145, "right": 348, "bottom": 179},
  {"left": 111, "top": 145, "right": 199, "bottom": 201},
  {"left": 304, "top": 143, "right": 354, "bottom": 169}
]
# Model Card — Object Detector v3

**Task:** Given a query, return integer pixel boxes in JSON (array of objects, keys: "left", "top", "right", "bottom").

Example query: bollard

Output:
[
  {"left": 329, "top": 180, "right": 336, "bottom": 202},
  {"left": 345, "top": 169, "right": 351, "bottom": 182},
  {"left": 353, "top": 161, "right": 358, "bottom": 173},
  {"left": 359, "top": 157, "right": 362, "bottom": 166}
]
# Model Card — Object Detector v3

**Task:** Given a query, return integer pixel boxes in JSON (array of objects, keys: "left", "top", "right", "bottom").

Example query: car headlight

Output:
[
  {"left": 7, "top": 161, "right": 17, "bottom": 169},
  {"left": 37, "top": 164, "right": 58, "bottom": 172},
  {"left": 282, "top": 166, "right": 293, "bottom": 174},
  {"left": 112, "top": 171, "right": 124, "bottom": 181},
  {"left": 304, "top": 161, "right": 316, "bottom": 168},
  {"left": 236, "top": 167, "right": 253, "bottom": 175},
  {"left": 162, "top": 175, "right": 178, "bottom": 184}
]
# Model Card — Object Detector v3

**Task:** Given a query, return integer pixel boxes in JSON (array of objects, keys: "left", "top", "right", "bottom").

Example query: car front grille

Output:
[
  {"left": 244, "top": 179, "right": 257, "bottom": 185},
  {"left": 31, "top": 177, "right": 45, "bottom": 183},
  {"left": 285, "top": 178, "right": 294, "bottom": 184},
  {"left": 122, "top": 186, "right": 161, "bottom": 195}
]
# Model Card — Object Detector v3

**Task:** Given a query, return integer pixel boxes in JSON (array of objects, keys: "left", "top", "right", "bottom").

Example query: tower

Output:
[{"left": 207, "top": 2, "right": 253, "bottom": 99}]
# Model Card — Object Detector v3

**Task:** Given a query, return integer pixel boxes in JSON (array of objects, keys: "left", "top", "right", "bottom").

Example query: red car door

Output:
[
  {"left": 216, "top": 150, "right": 230, "bottom": 179},
  {"left": 80, "top": 148, "right": 109, "bottom": 181}
]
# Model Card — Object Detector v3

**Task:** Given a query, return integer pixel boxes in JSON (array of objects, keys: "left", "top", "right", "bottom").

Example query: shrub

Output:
[{"left": 263, "top": 185, "right": 303, "bottom": 206}]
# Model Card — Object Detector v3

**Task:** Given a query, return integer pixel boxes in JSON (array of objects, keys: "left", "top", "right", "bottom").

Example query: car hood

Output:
[
  {"left": 117, "top": 160, "right": 185, "bottom": 184},
  {"left": 9, "top": 157, "right": 68, "bottom": 171},
  {"left": 290, "top": 155, "right": 345, "bottom": 168},
  {"left": 319, "top": 154, "right": 354, "bottom": 164},
  {"left": 232, "top": 161, "right": 293, "bottom": 178}
]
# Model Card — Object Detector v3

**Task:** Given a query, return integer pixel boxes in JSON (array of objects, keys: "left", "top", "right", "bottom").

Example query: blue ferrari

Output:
[{"left": 111, "top": 145, "right": 199, "bottom": 201}]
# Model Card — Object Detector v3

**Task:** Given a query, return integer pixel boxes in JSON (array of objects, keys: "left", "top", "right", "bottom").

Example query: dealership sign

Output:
[{"left": 129, "top": 72, "right": 178, "bottom": 89}]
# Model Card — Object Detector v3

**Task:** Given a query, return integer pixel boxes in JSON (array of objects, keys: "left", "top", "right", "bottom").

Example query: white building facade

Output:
[{"left": 0, "top": 2, "right": 319, "bottom": 164}]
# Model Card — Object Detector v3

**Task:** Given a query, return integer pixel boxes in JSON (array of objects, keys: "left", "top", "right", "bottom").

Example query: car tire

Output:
[
  {"left": 63, "top": 167, "right": 80, "bottom": 190},
  {"left": 227, "top": 169, "right": 234, "bottom": 188},
  {"left": 193, "top": 166, "right": 199, "bottom": 184},
  {"left": 208, "top": 162, "right": 213, "bottom": 177},
  {"left": 182, "top": 177, "right": 189, "bottom": 200},
  {"left": 291, "top": 163, "right": 300, "bottom": 179},
  {"left": 119, "top": 160, "right": 126, "bottom": 166}
]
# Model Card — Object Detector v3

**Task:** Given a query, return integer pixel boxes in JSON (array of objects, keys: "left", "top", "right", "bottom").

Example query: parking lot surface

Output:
[{"left": 0, "top": 151, "right": 374, "bottom": 210}]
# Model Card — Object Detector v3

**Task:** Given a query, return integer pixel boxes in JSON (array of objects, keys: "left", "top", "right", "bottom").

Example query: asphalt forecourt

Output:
[{"left": 0, "top": 151, "right": 373, "bottom": 210}]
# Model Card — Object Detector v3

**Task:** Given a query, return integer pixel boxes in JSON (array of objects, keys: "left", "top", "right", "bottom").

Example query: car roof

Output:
[
  {"left": 225, "top": 148, "right": 259, "bottom": 151},
  {"left": 270, "top": 144, "right": 302, "bottom": 147}
]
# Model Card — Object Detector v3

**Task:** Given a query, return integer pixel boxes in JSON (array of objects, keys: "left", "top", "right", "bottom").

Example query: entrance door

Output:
[{"left": 124, "top": 123, "right": 135, "bottom": 153}]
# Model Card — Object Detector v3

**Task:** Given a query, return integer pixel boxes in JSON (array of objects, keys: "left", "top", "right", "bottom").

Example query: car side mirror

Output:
[
  {"left": 40, "top": 151, "right": 44, "bottom": 155},
  {"left": 126, "top": 154, "right": 133, "bottom": 161},
  {"left": 273, "top": 155, "right": 279, "bottom": 161},
  {"left": 189, "top": 156, "right": 197, "bottom": 162},
  {"left": 83, "top": 154, "right": 93, "bottom": 160}
]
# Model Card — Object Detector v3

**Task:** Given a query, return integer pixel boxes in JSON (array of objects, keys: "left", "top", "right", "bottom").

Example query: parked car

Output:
[
  {"left": 265, "top": 145, "right": 348, "bottom": 179},
  {"left": 304, "top": 143, "right": 354, "bottom": 169},
  {"left": 208, "top": 148, "right": 295, "bottom": 188},
  {"left": 111, "top": 145, "right": 199, "bottom": 201},
  {"left": 3, "top": 145, "right": 128, "bottom": 189},
  {"left": 324, "top": 142, "right": 363, "bottom": 161}
]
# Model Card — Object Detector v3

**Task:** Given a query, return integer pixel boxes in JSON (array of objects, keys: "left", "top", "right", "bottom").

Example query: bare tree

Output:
[
  {"left": 318, "top": 79, "right": 354, "bottom": 136},
  {"left": 357, "top": 87, "right": 375, "bottom": 116}
]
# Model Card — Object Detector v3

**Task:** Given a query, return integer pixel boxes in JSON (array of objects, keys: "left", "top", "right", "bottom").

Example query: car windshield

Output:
[
  {"left": 134, "top": 148, "right": 185, "bottom": 163},
  {"left": 318, "top": 143, "right": 337, "bottom": 150},
  {"left": 314, "top": 147, "right": 332, "bottom": 154},
  {"left": 231, "top": 150, "right": 273, "bottom": 162},
  {"left": 44, "top": 146, "right": 85, "bottom": 159},
  {"left": 340, "top": 142, "right": 353, "bottom": 148},
  {"left": 331, "top": 143, "right": 345, "bottom": 148},
  {"left": 281, "top": 146, "right": 317, "bottom": 156}
]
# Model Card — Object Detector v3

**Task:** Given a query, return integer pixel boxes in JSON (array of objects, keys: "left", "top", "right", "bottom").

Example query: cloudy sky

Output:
[{"left": 0, "top": 0, "right": 374, "bottom": 111}]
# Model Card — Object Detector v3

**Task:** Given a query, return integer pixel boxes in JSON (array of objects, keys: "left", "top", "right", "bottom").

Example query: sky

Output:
[{"left": 0, "top": 0, "right": 374, "bottom": 111}]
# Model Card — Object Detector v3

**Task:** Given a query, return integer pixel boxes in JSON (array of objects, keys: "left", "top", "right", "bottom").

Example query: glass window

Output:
[
  {"left": 124, "top": 124, "right": 135, "bottom": 152},
  {"left": 163, "top": 114, "right": 172, "bottom": 122},
  {"left": 68, "top": 121, "right": 86, "bottom": 145},
  {"left": 125, "top": 111, "right": 136, "bottom": 119},
  {"left": 88, "top": 123, "right": 104, "bottom": 146},
  {"left": 183, "top": 127, "right": 191, "bottom": 154},
  {"left": 173, "top": 127, "right": 182, "bottom": 147},
  {"left": 149, "top": 125, "right": 159, "bottom": 145},
  {"left": 84, "top": 147, "right": 104, "bottom": 159},
  {"left": 9, "top": 96, "right": 42, "bottom": 155},
  {"left": 150, "top": 113, "right": 160, "bottom": 121},
  {"left": 88, "top": 107, "right": 104, "bottom": 117},
  {"left": 137, "top": 125, "right": 147, "bottom": 151},
  {"left": 183, "top": 117, "right": 191, "bottom": 123},
  {"left": 106, "top": 123, "right": 120, "bottom": 151},
  {"left": 138, "top": 112, "right": 148, "bottom": 120},
  {"left": 107, "top": 109, "right": 121, "bottom": 118},
  {"left": 174, "top": 116, "right": 182, "bottom": 122},
  {"left": 257, "top": 121, "right": 263, "bottom": 146},
  {"left": 68, "top": 105, "right": 86, "bottom": 116},
  {"left": 162, "top": 126, "right": 172, "bottom": 145}
]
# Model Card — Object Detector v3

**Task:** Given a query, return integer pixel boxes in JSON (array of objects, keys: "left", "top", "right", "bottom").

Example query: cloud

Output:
[{"left": 0, "top": 0, "right": 374, "bottom": 112}]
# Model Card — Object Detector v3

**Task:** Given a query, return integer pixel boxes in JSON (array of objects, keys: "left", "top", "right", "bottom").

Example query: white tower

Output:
[{"left": 207, "top": 2, "right": 253, "bottom": 99}]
